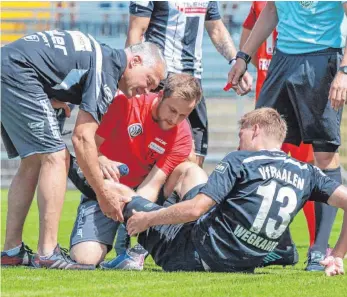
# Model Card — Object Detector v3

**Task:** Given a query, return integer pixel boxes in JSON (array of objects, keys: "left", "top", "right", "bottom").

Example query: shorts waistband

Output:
[{"left": 275, "top": 47, "right": 342, "bottom": 56}]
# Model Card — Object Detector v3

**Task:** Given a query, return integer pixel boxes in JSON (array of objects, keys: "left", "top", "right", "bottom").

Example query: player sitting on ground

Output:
[
  {"left": 68, "top": 73, "right": 202, "bottom": 270},
  {"left": 108, "top": 107, "right": 346, "bottom": 275}
]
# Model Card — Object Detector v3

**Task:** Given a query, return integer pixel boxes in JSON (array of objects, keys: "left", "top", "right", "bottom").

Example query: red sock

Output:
[
  {"left": 281, "top": 142, "right": 316, "bottom": 247},
  {"left": 303, "top": 201, "right": 316, "bottom": 247}
]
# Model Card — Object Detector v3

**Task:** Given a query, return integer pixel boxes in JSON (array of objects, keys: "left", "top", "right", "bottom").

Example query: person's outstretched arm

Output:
[
  {"left": 72, "top": 110, "right": 130, "bottom": 222},
  {"left": 126, "top": 193, "right": 216, "bottom": 235}
]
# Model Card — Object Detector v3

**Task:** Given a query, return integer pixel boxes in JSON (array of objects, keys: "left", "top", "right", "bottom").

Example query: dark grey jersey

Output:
[
  {"left": 1, "top": 30, "right": 126, "bottom": 123},
  {"left": 192, "top": 150, "right": 339, "bottom": 272},
  {"left": 130, "top": 1, "right": 220, "bottom": 79}
]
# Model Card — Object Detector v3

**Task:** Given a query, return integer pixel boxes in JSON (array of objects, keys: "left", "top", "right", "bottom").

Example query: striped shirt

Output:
[{"left": 130, "top": 1, "right": 221, "bottom": 79}]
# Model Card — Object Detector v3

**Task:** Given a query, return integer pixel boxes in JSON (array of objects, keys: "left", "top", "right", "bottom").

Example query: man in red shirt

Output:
[
  {"left": 240, "top": 1, "right": 318, "bottom": 267},
  {"left": 68, "top": 73, "right": 201, "bottom": 268}
]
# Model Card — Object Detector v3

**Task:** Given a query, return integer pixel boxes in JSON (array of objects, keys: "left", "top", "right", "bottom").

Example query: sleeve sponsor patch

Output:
[
  {"left": 67, "top": 31, "right": 92, "bottom": 52},
  {"left": 215, "top": 161, "right": 229, "bottom": 174}
]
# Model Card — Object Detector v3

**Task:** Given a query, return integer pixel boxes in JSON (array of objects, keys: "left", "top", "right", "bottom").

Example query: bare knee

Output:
[
  {"left": 40, "top": 149, "right": 70, "bottom": 170},
  {"left": 70, "top": 242, "right": 108, "bottom": 265},
  {"left": 167, "top": 163, "right": 207, "bottom": 198},
  {"left": 164, "top": 162, "right": 197, "bottom": 196},
  {"left": 314, "top": 152, "right": 340, "bottom": 169},
  {"left": 182, "top": 164, "right": 208, "bottom": 185}
]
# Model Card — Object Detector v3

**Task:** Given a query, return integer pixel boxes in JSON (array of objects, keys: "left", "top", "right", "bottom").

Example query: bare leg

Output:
[
  {"left": 163, "top": 162, "right": 197, "bottom": 197},
  {"left": 4, "top": 155, "right": 41, "bottom": 250},
  {"left": 71, "top": 242, "right": 108, "bottom": 265},
  {"left": 163, "top": 162, "right": 208, "bottom": 200},
  {"left": 37, "top": 148, "right": 70, "bottom": 256},
  {"left": 187, "top": 144, "right": 205, "bottom": 168},
  {"left": 176, "top": 163, "right": 208, "bottom": 199},
  {"left": 195, "top": 155, "right": 205, "bottom": 168}
]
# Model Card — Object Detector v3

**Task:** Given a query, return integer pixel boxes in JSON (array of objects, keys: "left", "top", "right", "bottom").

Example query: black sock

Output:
[
  {"left": 163, "top": 191, "right": 180, "bottom": 207},
  {"left": 311, "top": 167, "right": 341, "bottom": 254},
  {"left": 123, "top": 196, "right": 163, "bottom": 222},
  {"left": 156, "top": 187, "right": 166, "bottom": 206}
]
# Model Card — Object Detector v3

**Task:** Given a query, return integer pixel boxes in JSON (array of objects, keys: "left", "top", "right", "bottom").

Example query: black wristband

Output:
[{"left": 236, "top": 51, "right": 252, "bottom": 64}]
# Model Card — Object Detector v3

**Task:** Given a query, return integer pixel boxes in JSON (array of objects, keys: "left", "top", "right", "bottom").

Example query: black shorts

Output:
[
  {"left": 138, "top": 184, "right": 206, "bottom": 272},
  {"left": 256, "top": 48, "right": 343, "bottom": 147},
  {"left": 154, "top": 72, "right": 208, "bottom": 156}
]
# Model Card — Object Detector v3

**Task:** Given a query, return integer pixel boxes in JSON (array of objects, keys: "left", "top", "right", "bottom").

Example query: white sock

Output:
[
  {"left": 39, "top": 252, "right": 54, "bottom": 260},
  {"left": 4, "top": 243, "right": 22, "bottom": 256}
]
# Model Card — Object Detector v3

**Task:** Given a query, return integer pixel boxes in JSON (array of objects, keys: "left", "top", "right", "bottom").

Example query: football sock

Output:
[
  {"left": 156, "top": 186, "right": 167, "bottom": 206},
  {"left": 302, "top": 201, "right": 316, "bottom": 247},
  {"left": 123, "top": 196, "right": 162, "bottom": 222},
  {"left": 311, "top": 167, "right": 341, "bottom": 254},
  {"left": 163, "top": 191, "right": 180, "bottom": 207},
  {"left": 114, "top": 224, "right": 131, "bottom": 256},
  {"left": 39, "top": 252, "right": 54, "bottom": 260},
  {"left": 3, "top": 243, "right": 22, "bottom": 256}
]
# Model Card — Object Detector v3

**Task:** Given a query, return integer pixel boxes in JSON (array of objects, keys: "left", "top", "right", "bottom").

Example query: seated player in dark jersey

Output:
[{"left": 108, "top": 107, "right": 346, "bottom": 275}]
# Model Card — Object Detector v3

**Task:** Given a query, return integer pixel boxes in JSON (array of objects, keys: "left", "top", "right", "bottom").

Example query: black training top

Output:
[{"left": 1, "top": 30, "right": 127, "bottom": 123}]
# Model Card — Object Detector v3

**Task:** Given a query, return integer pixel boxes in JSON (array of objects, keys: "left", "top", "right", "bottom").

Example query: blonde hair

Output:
[
  {"left": 163, "top": 73, "right": 202, "bottom": 106},
  {"left": 238, "top": 108, "right": 287, "bottom": 143}
]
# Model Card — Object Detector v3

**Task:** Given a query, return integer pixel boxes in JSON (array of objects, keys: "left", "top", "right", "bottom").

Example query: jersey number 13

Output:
[{"left": 250, "top": 181, "right": 297, "bottom": 239}]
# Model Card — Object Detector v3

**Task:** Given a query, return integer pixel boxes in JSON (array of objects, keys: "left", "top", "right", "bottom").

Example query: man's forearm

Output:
[
  {"left": 240, "top": 28, "right": 257, "bottom": 67},
  {"left": 241, "top": 2, "right": 278, "bottom": 57},
  {"left": 147, "top": 199, "right": 201, "bottom": 227},
  {"left": 72, "top": 134, "right": 105, "bottom": 199},
  {"left": 125, "top": 30, "right": 143, "bottom": 47},
  {"left": 207, "top": 20, "right": 237, "bottom": 61},
  {"left": 125, "top": 15, "right": 150, "bottom": 47},
  {"left": 341, "top": 39, "right": 347, "bottom": 66}
]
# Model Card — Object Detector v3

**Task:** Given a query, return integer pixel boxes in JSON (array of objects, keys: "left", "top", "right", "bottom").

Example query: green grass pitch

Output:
[{"left": 1, "top": 189, "right": 347, "bottom": 297}]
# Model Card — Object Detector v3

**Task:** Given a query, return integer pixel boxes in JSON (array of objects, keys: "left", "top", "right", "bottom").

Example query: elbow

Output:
[
  {"left": 190, "top": 208, "right": 204, "bottom": 221},
  {"left": 71, "top": 132, "right": 82, "bottom": 148},
  {"left": 72, "top": 130, "right": 90, "bottom": 150},
  {"left": 210, "top": 27, "right": 223, "bottom": 41},
  {"left": 127, "top": 28, "right": 147, "bottom": 44}
]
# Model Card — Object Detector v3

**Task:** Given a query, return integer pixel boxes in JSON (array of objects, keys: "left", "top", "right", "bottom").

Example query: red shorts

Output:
[{"left": 281, "top": 142, "right": 314, "bottom": 163}]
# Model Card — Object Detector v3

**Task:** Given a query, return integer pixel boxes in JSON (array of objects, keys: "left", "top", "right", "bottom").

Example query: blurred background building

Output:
[{"left": 1, "top": 1, "right": 347, "bottom": 187}]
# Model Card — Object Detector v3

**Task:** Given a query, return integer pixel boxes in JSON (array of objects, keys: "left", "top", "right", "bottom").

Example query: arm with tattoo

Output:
[{"left": 205, "top": 19, "right": 237, "bottom": 61}]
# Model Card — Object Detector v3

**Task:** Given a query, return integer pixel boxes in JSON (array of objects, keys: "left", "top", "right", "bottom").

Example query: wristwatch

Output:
[
  {"left": 228, "top": 51, "right": 252, "bottom": 74},
  {"left": 339, "top": 66, "right": 347, "bottom": 74},
  {"left": 236, "top": 51, "right": 252, "bottom": 65}
]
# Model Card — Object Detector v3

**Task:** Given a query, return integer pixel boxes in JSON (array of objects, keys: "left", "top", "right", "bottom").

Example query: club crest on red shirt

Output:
[{"left": 128, "top": 123, "right": 143, "bottom": 138}]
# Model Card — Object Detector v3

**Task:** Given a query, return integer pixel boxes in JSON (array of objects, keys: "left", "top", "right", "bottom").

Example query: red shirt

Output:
[
  {"left": 96, "top": 93, "right": 192, "bottom": 188},
  {"left": 243, "top": 1, "right": 278, "bottom": 99}
]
